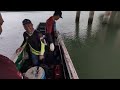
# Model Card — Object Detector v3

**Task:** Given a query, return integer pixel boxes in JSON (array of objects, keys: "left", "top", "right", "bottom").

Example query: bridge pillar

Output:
[
  {"left": 75, "top": 11, "right": 80, "bottom": 23},
  {"left": 88, "top": 11, "right": 94, "bottom": 25}
]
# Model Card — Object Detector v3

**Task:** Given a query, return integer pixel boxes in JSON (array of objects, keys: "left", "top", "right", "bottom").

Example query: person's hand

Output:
[
  {"left": 39, "top": 55, "right": 44, "bottom": 60},
  {"left": 16, "top": 47, "right": 23, "bottom": 53},
  {"left": 50, "top": 43, "right": 55, "bottom": 51}
]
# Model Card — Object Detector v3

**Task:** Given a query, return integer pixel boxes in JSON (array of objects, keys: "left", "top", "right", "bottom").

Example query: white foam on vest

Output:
[{"left": 24, "top": 66, "right": 45, "bottom": 79}]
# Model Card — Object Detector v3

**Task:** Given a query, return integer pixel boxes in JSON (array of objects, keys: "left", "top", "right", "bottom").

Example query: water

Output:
[
  {"left": 62, "top": 11, "right": 120, "bottom": 79},
  {"left": 1, "top": 11, "right": 120, "bottom": 79}
]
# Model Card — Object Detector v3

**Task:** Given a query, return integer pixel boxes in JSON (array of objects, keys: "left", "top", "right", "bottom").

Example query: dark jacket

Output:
[{"left": 21, "top": 30, "right": 41, "bottom": 51}]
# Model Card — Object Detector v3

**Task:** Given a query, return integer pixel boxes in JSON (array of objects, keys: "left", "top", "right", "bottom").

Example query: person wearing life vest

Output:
[
  {"left": 0, "top": 13, "right": 4, "bottom": 35},
  {"left": 45, "top": 11, "right": 62, "bottom": 51},
  {"left": 16, "top": 19, "right": 45, "bottom": 66}
]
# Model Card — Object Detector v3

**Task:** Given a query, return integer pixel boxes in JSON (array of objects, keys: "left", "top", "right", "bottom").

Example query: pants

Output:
[
  {"left": 44, "top": 47, "right": 55, "bottom": 65},
  {"left": 31, "top": 53, "right": 39, "bottom": 66}
]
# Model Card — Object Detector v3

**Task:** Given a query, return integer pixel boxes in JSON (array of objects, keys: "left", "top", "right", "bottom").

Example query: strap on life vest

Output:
[
  {"left": 40, "top": 41, "right": 45, "bottom": 55},
  {"left": 22, "top": 42, "right": 27, "bottom": 49}
]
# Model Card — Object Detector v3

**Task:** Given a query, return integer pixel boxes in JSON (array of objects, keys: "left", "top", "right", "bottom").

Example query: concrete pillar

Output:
[
  {"left": 102, "top": 11, "right": 112, "bottom": 24},
  {"left": 108, "top": 11, "right": 117, "bottom": 25},
  {"left": 88, "top": 11, "right": 94, "bottom": 25},
  {"left": 114, "top": 11, "right": 120, "bottom": 25},
  {"left": 75, "top": 11, "right": 80, "bottom": 23}
]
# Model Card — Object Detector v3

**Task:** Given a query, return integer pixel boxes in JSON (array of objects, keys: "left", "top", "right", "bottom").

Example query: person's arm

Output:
[
  {"left": 46, "top": 19, "right": 53, "bottom": 34},
  {"left": 46, "top": 33, "right": 53, "bottom": 44},
  {"left": 46, "top": 19, "right": 55, "bottom": 51},
  {"left": 20, "top": 32, "right": 27, "bottom": 47},
  {"left": 46, "top": 19, "right": 54, "bottom": 43},
  {"left": 16, "top": 33, "right": 27, "bottom": 53}
]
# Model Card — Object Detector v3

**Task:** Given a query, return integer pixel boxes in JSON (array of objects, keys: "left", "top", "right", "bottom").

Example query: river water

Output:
[{"left": 1, "top": 11, "right": 120, "bottom": 79}]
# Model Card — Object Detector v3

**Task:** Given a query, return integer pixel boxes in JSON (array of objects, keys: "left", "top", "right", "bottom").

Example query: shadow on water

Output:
[
  {"left": 86, "top": 25, "right": 92, "bottom": 41},
  {"left": 75, "top": 22, "right": 79, "bottom": 39}
]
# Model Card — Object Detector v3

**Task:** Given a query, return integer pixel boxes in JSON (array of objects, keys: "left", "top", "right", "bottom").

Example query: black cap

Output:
[
  {"left": 53, "top": 11, "right": 62, "bottom": 18},
  {"left": 22, "top": 19, "right": 32, "bottom": 25}
]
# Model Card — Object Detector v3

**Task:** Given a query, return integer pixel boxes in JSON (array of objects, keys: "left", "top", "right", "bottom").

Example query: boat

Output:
[{"left": 12, "top": 22, "right": 79, "bottom": 79}]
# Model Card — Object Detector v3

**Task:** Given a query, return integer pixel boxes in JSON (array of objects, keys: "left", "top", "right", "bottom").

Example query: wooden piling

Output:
[
  {"left": 102, "top": 11, "right": 111, "bottom": 24},
  {"left": 108, "top": 11, "right": 117, "bottom": 25},
  {"left": 75, "top": 11, "right": 80, "bottom": 23},
  {"left": 88, "top": 11, "right": 94, "bottom": 25}
]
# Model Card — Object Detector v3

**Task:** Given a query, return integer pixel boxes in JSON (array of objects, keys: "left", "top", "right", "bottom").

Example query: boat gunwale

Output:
[{"left": 57, "top": 32, "right": 79, "bottom": 79}]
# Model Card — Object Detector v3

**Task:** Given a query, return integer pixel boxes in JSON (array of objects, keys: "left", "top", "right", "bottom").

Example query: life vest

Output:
[
  {"left": 28, "top": 41, "right": 45, "bottom": 55},
  {"left": 24, "top": 30, "right": 45, "bottom": 56}
]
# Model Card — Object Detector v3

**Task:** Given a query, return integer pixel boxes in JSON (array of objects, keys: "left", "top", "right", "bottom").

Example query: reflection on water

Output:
[{"left": 75, "top": 22, "right": 80, "bottom": 40}]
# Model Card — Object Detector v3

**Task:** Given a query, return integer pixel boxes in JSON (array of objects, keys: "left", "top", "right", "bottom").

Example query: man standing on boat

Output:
[
  {"left": 16, "top": 19, "right": 45, "bottom": 66},
  {"left": 45, "top": 11, "right": 62, "bottom": 51},
  {"left": 0, "top": 13, "right": 4, "bottom": 35}
]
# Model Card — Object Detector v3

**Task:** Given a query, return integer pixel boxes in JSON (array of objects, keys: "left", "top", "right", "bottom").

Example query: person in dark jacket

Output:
[
  {"left": 16, "top": 19, "right": 45, "bottom": 66},
  {"left": 45, "top": 11, "right": 62, "bottom": 51}
]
